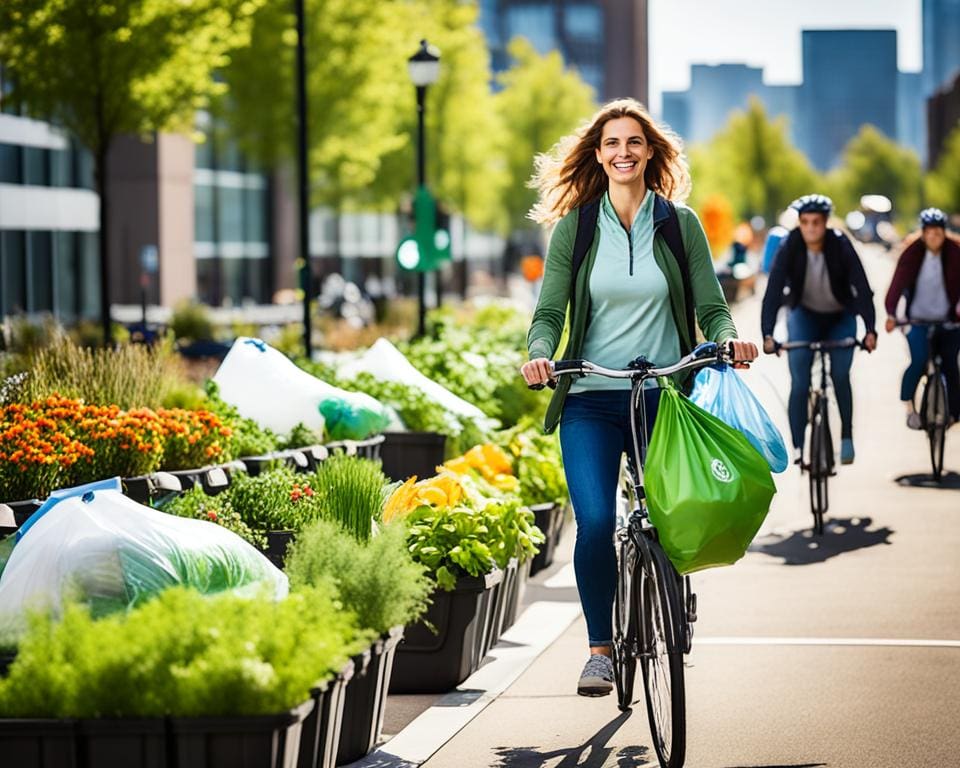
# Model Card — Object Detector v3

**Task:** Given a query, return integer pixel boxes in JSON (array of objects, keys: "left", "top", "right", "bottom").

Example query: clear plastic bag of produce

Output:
[
  {"left": 0, "top": 479, "right": 288, "bottom": 640},
  {"left": 213, "top": 337, "right": 391, "bottom": 440}
]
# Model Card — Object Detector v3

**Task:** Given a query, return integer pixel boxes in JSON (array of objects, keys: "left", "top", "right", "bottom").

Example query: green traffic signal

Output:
[{"left": 396, "top": 186, "right": 452, "bottom": 271}]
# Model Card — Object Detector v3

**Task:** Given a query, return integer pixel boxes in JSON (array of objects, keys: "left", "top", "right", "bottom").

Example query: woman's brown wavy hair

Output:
[{"left": 528, "top": 98, "right": 691, "bottom": 225}]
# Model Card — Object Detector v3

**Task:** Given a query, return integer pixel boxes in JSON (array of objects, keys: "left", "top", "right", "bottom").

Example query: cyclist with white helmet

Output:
[
  {"left": 761, "top": 194, "right": 878, "bottom": 465},
  {"left": 884, "top": 208, "right": 960, "bottom": 427}
]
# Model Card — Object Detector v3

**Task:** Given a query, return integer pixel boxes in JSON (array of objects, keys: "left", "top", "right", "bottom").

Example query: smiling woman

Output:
[{"left": 519, "top": 98, "right": 759, "bottom": 696}]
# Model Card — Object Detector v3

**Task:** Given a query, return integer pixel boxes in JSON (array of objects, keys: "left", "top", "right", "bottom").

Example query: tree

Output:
[
  {"left": 687, "top": 98, "right": 820, "bottom": 226},
  {"left": 926, "top": 124, "right": 960, "bottom": 215},
  {"left": 0, "top": 0, "right": 262, "bottom": 344},
  {"left": 827, "top": 124, "right": 922, "bottom": 226},
  {"left": 494, "top": 37, "right": 596, "bottom": 234}
]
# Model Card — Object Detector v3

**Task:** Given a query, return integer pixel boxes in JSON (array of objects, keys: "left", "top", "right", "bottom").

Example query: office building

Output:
[{"left": 923, "top": 0, "right": 960, "bottom": 97}]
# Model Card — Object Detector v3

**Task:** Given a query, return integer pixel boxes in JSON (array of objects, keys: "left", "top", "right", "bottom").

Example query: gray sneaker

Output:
[{"left": 577, "top": 654, "right": 613, "bottom": 697}]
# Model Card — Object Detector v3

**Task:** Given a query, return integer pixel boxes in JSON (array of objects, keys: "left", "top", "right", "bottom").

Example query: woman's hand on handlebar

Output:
[
  {"left": 728, "top": 338, "right": 759, "bottom": 368},
  {"left": 884, "top": 316, "right": 897, "bottom": 334},
  {"left": 521, "top": 358, "right": 555, "bottom": 390},
  {"left": 762, "top": 336, "right": 780, "bottom": 356},
  {"left": 862, "top": 330, "right": 878, "bottom": 352}
]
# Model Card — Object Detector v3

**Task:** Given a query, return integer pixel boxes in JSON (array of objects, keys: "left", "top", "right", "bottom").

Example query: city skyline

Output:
[{"left": 649, "top": 0, "right": 922, "bottom": 114}]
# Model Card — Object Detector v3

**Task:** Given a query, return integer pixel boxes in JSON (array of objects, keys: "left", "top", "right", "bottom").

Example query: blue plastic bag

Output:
[{"left": 689, "top": 364, "right": 788, "bottom": 473}]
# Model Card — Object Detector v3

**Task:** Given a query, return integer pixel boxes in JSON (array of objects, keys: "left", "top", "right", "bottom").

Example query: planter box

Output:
[
  {"left": 239, "top": 455, "right": 283, "bottom": 478},
  {"left": 529, "top": 502, "right": 567, "bottom": 576},
  {"left": 262, "top": 530, "right": 295, "bottom": 570},
  {"left": 0, "top": 719, "right": 76, "bottom": 768},
  {"left": 487, "top": 558, "right": 519, "bottom": 646},
  {"left": 165, "top": 466, "right": 232, "bottom": 496},
  {"left": 379, "top": 432, "right": 446, "bottom": 483},
  {"left": 298, "top": 659, "right": 355, "bottom": 768},
  {"left": 502, "top": 558, "right": 532, "bottom": 631},
  {"left": 0, "top": 504, "right": 17, "bottom": 537},
  {"left": 170, "top": 699, "right": 314, "bottom": 768},
  {"left": 334, "top": 627, "right": 403, "bottom": 765},
  {"left": 122, "top": 472, "right": 182, "bottom": 505},
  {"left": 76, "top": 718, "right": 167, "bottom": 768},
  {"left": 2, "top": 499, "right": 42, "bottom": 529},
  {"left": 390, "top": 571, "right": 501, "bottom": 694},
  {"left": 323, "top": 435, "right": 385, "bottom": 463}
]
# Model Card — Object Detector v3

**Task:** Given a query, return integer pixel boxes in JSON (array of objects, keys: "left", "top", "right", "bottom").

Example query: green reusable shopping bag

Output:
[{"left": 645, "top": 383, "right": 777, "bottom": 574}]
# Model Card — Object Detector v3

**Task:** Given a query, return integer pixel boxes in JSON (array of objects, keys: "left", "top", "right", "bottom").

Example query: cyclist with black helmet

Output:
[
  {"left": 884, "top": 208, "right": 960, "bottom": 427},
  {"left": 761, "top": 194, "right": 878, "bottom": 465}
]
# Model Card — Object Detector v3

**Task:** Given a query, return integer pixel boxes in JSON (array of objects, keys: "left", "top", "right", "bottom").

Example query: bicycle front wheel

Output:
[
  {"left": 638, "top": 537, "right": 686, "bottom": 768},
  {"left": 924, "top": 372, "right": 948, "bottom": 481},
  {"left": 612, "top": 536, "right": 638, "bottom": 712},
  {"left": 807, "top": 397, "right": 829, "bottom": 535}
]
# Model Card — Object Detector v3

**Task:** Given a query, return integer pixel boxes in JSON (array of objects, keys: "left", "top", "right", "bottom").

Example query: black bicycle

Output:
[
  {"left": 896, "top": 320, "right": 959, "bottom": 482},
  {"left": 543, "top": 342, "right": 736, "bottom": 768},
  {"left": 776, "top": 337, "right": 862, "bottom": 535}
]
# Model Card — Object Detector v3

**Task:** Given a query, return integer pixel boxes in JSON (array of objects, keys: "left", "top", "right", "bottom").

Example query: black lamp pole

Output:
[
  {"left": 295, "top": 0, "right": 312, "bottom": 358},
  {"left": 415, "top": 82, "right": 427, "bottom": 338}
]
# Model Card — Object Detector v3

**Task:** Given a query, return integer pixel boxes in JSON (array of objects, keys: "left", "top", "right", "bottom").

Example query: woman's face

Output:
[
  {"left": 595, "top": 117, "right": 654, "bottom": 188},
  {"left": 922, "top": 226, "right": 946, "bottom": 253}
]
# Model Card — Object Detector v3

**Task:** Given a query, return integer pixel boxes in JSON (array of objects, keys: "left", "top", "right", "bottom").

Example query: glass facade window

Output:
[
  {"left": 194, "top": 183, "right": 215, "bottom": 242},
  {"left": 244, "top": 186, "right": 267, "bottom": 243},
  {"left": 27, "top": 231, "right": 53, "bottom": 312},
  {"left": 564, "top": 4, "right": 602, "bottom": 41},
  {"left": 1, "top": 231, "right": 26, "bottom": 316},
  {"left": 23, "top": 146, "right": 49, "bottom": 186},
  {"left": 75, "top": 143, "right": 95, "bottom": 190},
  {"left": 50, "top": 147, "right": 72, "bottom": 187},
  {"left": 505, "top": 4, "right": 557, "bottom": 55},
  {"left": 217, "top": 186, "right": 244, "bottom": 242},
  {"left": 54, "top": 231, "right": 78, "bottom": 319},
  {"left": 79, "top": 232, "right": 100, "bottom": 318},
  {"left": 0, "top": 143, "right": 21, "bottom": 184},
  {"left": 194, "top": 136, "right": 214, "bottom": 170}
]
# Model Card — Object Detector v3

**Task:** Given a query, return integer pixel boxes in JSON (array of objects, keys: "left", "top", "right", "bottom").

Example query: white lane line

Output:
[
  {"left": 543, "top": 562, "right": 577, "bottom": 588},
  {"left": 695, "top": 637, "right": 960, "bottom": 649},
  {"left": 349, "top": 601, "right": 582, "bottom": 768}
]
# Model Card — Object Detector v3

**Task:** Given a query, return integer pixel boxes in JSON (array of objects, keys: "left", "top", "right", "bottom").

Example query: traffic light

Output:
[{"left": 396, "top": 186, "right": 451, "bottom": 272}]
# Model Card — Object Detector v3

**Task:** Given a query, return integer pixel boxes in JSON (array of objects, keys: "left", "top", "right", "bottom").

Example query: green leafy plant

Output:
[
  {"left": 286, "top": 518, "right": 432, "bottom": 634},
  {"left": 228, "top": 467, "right": 324, "bottom": 533},
  {"left": 170, "top": 300, "right": 214, "bottom": 343},
  {"left": 276, "top": 422, "right": 325, "bottom": 451},
  {"left": 160, "top": 485, "right": 266, "bottom": 549},
  {"left": 308, "top": 454, "right": 387, "bottom": 542},
  {"left": 495, "top": 418, "right": 568, "bottom": 507},
  {"left": 0, "top": 585, "right": 370, "bottom": 717}
]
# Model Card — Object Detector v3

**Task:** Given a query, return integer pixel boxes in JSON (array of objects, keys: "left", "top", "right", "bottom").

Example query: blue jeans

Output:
[
  {"left": 901, "top": 324, "right": 960, "bottom": 419},
  {"left": 786, "top": 307, "right": 857, "bottom": 450},
  {"left": 558, "top": 388, "right": 660, "bottom": 646}
]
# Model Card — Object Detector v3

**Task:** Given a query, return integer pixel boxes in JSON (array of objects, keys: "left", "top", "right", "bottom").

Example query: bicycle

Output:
[
  {"left": 895, "top": 320, "right": 959, "bottom": 482},
  {"left": 775, "top": 337, "right": 862, "bottom": 535},
  {"left": 536, "top": 341, "right": 737, "bottom": 768}
]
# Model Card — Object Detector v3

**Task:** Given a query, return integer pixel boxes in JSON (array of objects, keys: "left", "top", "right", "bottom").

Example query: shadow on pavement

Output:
[
  {"left": 894, "top": 471, "right": 960, "bottom": 490},
  {"left": 749, "top": 516, "right": 893, "bottom": 565},
  {"left": 493, "top": 711, "right": 651, "bottom": 767}
]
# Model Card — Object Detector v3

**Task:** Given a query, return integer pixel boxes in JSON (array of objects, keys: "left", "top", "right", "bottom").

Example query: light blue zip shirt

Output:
[{"left": 571, "top": 189, "right": 681, "bottom": 392}]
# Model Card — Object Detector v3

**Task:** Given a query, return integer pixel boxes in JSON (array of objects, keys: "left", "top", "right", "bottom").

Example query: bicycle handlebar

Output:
[
  {"left": 893, "top": 319, "right": 960, "bottom": 330},
  {"left": 527, "top": 341, "right": 737, "bottom": 391},
  {"left": 775, "top": 337, "right": 864, "bottom": 353}
]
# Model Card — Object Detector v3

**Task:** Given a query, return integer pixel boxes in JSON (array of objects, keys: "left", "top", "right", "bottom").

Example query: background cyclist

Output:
[
  {"left": 883, "top": 207, "right": 960, "bottom": 428},
  {"left": 760, "top": 194, "right": 878, "bottom": 465},
  {"left": 519, "top": 98, "right": 757, "bottom": 698}
]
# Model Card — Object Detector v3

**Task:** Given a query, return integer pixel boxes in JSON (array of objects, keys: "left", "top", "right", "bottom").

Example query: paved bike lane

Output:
[{"left": 370, "top": 244, "right": 960, "bottom": 768}]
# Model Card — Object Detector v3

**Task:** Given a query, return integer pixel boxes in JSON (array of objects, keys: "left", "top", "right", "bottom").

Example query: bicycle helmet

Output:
[
  {"left": 919, "top": 207, "right": 948, "bottom": 228},
  {"left": 790, "top": 194, "right": 833, "bottom": 215}
]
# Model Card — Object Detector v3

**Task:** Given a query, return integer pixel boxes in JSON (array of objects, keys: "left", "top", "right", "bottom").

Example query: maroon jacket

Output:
[{"left": 884, "top": 237, "right": 960, "bottom": 321}]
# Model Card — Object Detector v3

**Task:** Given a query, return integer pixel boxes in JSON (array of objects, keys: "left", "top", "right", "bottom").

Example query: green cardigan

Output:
[{"left": 527, "top": 194, "right": 739, "bottom": 434}]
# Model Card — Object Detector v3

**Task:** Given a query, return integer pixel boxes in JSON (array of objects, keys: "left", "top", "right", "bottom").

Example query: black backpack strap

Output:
[
  {"left": 659, "top": 200, "right": 696, "bottom": 347},
  {"left": 568, "top": 199, "right": 601, "bottom": 325}
]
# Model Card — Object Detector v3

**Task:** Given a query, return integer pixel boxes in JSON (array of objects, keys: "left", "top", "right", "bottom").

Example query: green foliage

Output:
[
  {"left": 826, "top": 124, "right": 922, "bottom": 226},
  {"left": 275, "top": 422, "right": 325, "bottom": 451},
  {"left": 160, "top": 485, "right": 266, "bottom": 549},
  {"left": 170, "top": 300, "right": 215, "bottom": 343},
  {"left": 13, "top": 336, "right": 187, "bottom": 410},
  {"left": 228, "top": 467, "right": 324, "bottom": 532},
  {"left": 0, "top": 0, "right": 263, "bottom": 154},
  {"left": 495, "top": 36, "right": 597, "bottom": 232},
  {"left": 309, "top": 454, "right": 388, "bottom": 542},
  {"left": 203, "top": 380, "right": 278, "bottom": 458},
  {"left": 495, "top": 418, "right": 568, "bottom": 507},
  {"left": 286, "top": 518, "right": 432, "bottom": 634},
  {"left": 688, "top": 98, "right": 821, "bottom": 224},
  {"left": 926, "top": 124, "right": 960, "bottom": 215},
  {"left": 0, "top": 586, "right": 368, "bottom": 717}
]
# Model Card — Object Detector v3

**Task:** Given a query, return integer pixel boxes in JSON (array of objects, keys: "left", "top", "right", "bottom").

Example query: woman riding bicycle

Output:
[
  {"left": 760, "top": 194, "right": 878, "bottom": 466},
  {"left": 518, "top": 98, "right": 757, "bottom": 697},
  {"left": 883, "top": 207, "right": 960, "bottom": 428}
]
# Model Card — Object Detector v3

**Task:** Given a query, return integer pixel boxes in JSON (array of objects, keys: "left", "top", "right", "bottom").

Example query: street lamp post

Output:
[
  {"left": 407, "top": 39, "right": 440, "bottom": 338},
  {"left": 295, "top": 0, "right": 312, "bottom": 358}
]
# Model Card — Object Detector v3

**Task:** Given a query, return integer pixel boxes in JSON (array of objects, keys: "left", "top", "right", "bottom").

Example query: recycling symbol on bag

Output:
[{"left": 710, "top": 458, "right": 734, "bottom": 483}]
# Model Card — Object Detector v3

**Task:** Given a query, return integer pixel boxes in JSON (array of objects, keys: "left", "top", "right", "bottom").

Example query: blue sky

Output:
[{"left": 649, "top": 0, "right": 922, "bottom": 113}]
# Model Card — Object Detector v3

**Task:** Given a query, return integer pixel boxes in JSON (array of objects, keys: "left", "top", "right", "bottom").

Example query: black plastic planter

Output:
[
  {"left": 323, "top": 434, "right": 385, "bottom": 463},
  {"left": 122, "top": 472, "right": 182, "bottom": 505},
  {"left": 503, "top": 558, "right": 532, "bottom": 631},
  {"left": 0, "top": 504, "right": 17, "bottom": 537},
  {"left": 298, "top": 659, "right": 355, "bottom": 768},
  {"left": 390, "top": 570, "right": 502, "bottom": 694},
  {"left": 263, "top": 530, "right": 295, "bottom": 569},
  {"left": 0, "top": 718, "right": 77, "bottom": 768},
  {"left": 240, "top": 455, "right": 282, "bottom": 478},
  {"left": 379, "top": 432, "right": 446, "bottom": 482},
  {"left": 2, "top": 498, "right": 42, "bottom": 528},
  {"left": 76, "top": 718, "right": 167, "bottom": 768},
  {"left": 529, "top": 502, "right": 567, "bottom": 576},
  {"left": 169, "top": 699, "right": 314, "bottom": 768}
]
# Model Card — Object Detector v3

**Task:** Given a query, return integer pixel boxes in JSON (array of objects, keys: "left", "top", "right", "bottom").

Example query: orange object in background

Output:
[
  {"left": 700, "top": 194, "right": 735, "bottom": 257},
  {"left": 520, "top": 254, "right": 544, "bottom": 282}
]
